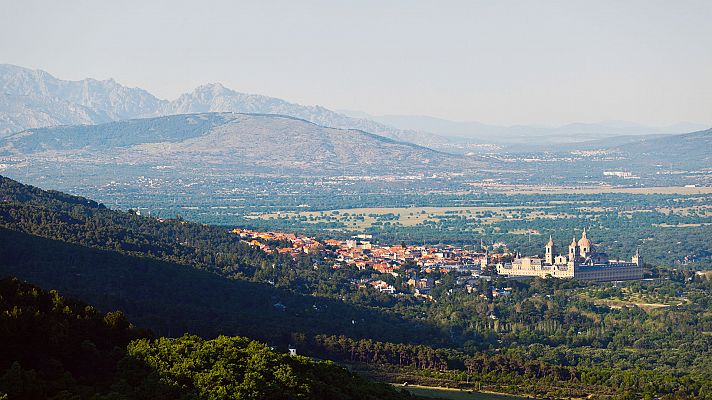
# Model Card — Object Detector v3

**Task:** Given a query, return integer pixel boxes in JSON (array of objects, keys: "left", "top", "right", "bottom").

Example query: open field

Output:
[
  {"left": 591, "top": 298, "right": 674, "bottom": 312},
  {"left": 398, "top": 385, "right": 529, "bottom": 400},
  {"left": 201, "top": 186, "right": 712, "bottom": 268},
  {"left": 245, "top": 205, "right": 556, "bottom": 231},
  {"left": 579, "top": 285, "right": 690, "bottom": 313},
  {"left": 244, "top": 199, "right": 711, "bottom": 233},
  {"left": 238, "top": 192, "right": 712, "bottom": 270},
  {"left": 653, "top": 223, "right": 712, "bottom": 228},
  {"left": 656, "top": 205, "right": 712, "bottom": 216},
  {"left": 477, "top": 185, "right": 712, "bottom": 195}
]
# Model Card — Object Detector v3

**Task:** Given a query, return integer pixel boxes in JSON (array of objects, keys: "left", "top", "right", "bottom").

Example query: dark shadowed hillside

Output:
[{"left": 0, "top": 277, "right": 413, "bottom": 400}]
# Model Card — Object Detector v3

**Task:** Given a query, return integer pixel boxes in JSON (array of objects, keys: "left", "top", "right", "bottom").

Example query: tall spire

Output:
[
  {"left": 578, "top": 227, "right": 592, "bottom": 257},
  {"left": 632, "top": 246, "right": 642, "bottom": 266},
  {"left": 545, "top": 234, "right": 555, "bottom": 265}
]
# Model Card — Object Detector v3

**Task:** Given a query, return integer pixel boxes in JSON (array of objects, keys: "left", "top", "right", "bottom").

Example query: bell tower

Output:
[
  {"left": 578, "top": 228, "right": 592, "bottom": 258},
  {"left": 632, "top": 247, "right": 642, "bottom": 267},
  {"left": 568, "top": 236, "right": 579, "bottom": 262},
  {"left": 545, "top": 235, "right": 555, "bottom": 265}
]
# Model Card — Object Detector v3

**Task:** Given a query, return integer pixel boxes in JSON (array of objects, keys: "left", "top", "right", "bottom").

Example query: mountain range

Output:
[
  {"left": 0, "top": 64, "right": 441, "bottom": 145},
  {"left": 340, "top": 112, "right": 710, "bottom": 145},
  {"left": 5, "top": 64, "right": 707, "bottom": 150},
  {"left": 1, "top": 63, "right": 710, "bottom": 182}
]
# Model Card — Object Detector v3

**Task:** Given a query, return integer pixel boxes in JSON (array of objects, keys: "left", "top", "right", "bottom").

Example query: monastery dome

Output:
[{"left": 578, "top": 229, "right": 591, "bottom": 248}]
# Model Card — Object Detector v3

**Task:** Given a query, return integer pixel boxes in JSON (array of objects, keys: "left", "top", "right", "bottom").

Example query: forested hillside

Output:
[
  {"left": 0, "top": 174, "right": 270, "bottom": 276},
  {"left": 0, "top": 227, "right": 443, "bottom": 344},
  {"left": 0, "top": 278, "right": 146, "bottom": 399},
  {"left": 0, "top": 278, "right": 413, "bottom": 400}
]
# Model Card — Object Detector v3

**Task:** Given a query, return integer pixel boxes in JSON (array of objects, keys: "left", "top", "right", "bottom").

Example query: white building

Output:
[{"left": 496, "top": 229, "right": 643, "bottom": 282}]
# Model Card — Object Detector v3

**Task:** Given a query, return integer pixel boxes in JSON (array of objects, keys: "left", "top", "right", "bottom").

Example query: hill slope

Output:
[
  {"left": 0, "top": 113, "right": 470, "bottom": 175},
  {"left": 166, "top": 83, "right": 445, "bottom": 145},
  {"left": 3, "top": 64, "right": 708, "bottom": 149},
  {"left": 563, "top": 128, "right": 712, "bottom": 171},
  {"left": 613, "top": 128, "right": 712, "bottom": 161}
]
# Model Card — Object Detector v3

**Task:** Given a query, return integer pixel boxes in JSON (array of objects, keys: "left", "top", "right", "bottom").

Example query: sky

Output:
[{"left": 2, "top": 0, "right": 711, "bottom": 127}]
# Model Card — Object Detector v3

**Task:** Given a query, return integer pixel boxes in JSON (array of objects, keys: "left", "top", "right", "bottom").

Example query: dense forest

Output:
[
  {"left": 0, "top": 277, "right": 413, "bottom": 400},
  {"left": 1, "top": 175, "right": 712, "bottom": 399}
]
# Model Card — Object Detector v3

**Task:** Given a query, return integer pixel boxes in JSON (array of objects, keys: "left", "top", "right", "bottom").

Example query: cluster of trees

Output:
[
  {"left": 299, "top": 328, "right": 712, "bottom": 399},
  {"left": 0, "top": 277, "right": 147, "bottom": 399},
  {"left": 119, "top": 335, "right": 412, "bottom": 400},
  {"left": 0, "top": 278, "right": 413, "bottom": 400},
  {"left": 302, "top": 335, "right": 598, "bottom": 398},
  {"left": 281, "top": 267, "right": 712, "bottom": 398}
]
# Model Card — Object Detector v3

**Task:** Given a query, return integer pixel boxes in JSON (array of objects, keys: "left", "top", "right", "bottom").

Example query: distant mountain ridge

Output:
[
  {"left": 1, "top": 64, "right": 709, "bottom": 151},
  {"left": 612, "top": 128, "right": 712, "bottom": 166},
  {"left": 0, "top": 64, "right": 161, "bottom": 134},
  {"left": 0, "top": 113, "right": 471, "bottom": 175},
  {"left": 0, "top": 64, "right": 444, "bottom": 145},
  {"left": 349, "top": 112, "right": 710, "bottom": 145}
]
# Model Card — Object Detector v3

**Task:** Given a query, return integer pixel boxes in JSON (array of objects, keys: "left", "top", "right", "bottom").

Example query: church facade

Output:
[{"left": 495, "top": 229, "right": 643, "bottom": 281}]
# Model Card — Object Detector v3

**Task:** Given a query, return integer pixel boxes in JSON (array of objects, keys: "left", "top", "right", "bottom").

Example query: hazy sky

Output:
[{"left": 2, "top": 0, "right": 711, "bottom": 126}]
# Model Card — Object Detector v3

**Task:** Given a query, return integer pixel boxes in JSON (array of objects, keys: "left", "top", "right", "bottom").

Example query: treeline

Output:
[
  {"left": 0, "top": 277, "right": 413, "bottom": 400},
  {"left": 120, "top": 335, "right": 412, "bottom": 400},
  {"left": 299, "top": 335, "right": 712, "bottom": 399}
]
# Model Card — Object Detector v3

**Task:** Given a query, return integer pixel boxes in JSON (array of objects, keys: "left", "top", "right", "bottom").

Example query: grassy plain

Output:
[
  {"left": 244, "top": 189, "right": 712, "bottom": 234},
  {"left": 245, "top": 205, "right": 556, "bottom": 231}
]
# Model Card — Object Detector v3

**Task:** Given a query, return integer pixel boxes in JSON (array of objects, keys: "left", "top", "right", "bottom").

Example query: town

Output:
[{"left": 231, "top": 226, "right": 644, "bottom": 298}]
